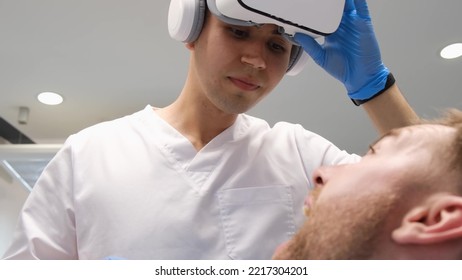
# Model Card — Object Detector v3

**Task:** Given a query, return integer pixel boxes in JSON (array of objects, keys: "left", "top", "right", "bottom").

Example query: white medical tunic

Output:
[{"left": 3, "top": 105, "right": 360, "bottom": 259}]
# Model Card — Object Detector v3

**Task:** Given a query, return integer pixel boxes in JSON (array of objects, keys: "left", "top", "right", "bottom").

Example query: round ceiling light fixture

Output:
[
  {"left": 440, "top": 43, "right": 462, "bottom": 59},
  {"left": 37, "top": 92, "right": 64, "bottom": 105}
]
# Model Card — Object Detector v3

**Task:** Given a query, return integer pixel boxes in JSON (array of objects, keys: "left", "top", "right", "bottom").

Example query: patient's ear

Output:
[{"left": 392, "top": 194, "right": 462, "bottom": 244}]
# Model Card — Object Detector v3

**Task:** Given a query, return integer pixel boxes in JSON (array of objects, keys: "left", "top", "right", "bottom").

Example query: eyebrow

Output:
[
  {"left": 251, "top": 23, "right": 285, "bottom": 36},
  {"left": 369, "top": 129, "right": 401, "bottom": 148},
  {"left": 274, "top": 26, "right": 284, "bottom": 35}
]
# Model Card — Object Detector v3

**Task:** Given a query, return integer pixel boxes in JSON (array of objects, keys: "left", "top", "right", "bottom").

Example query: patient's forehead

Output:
[
  {"left": 375, "top": 124, "right": 454, "bottom": 150},
  {"left": 406, "top": 124, "right": 454, "bottom": 146}
]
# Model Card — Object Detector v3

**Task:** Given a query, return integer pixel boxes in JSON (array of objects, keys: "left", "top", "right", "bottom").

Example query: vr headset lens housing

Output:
[
  {"left": 168, "top": 0, "right": 345, "bottom": 75},
  {"left": 209, "top": 0, "right": 345, "bottom": 38}
]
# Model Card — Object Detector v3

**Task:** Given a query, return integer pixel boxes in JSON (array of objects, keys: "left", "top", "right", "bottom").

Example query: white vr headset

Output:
[{"left": 168, "top": 0, "right": 345, "bottom": 76}]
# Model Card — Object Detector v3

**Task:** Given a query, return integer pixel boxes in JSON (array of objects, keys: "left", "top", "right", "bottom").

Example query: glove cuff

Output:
[{"left": 350, "top": 73, "right": 395, "bottom": 106}]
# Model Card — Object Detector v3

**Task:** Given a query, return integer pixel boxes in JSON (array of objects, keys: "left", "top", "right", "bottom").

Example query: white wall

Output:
[{"left": 0, "top": 167, "right": 28, "bottom": 257}]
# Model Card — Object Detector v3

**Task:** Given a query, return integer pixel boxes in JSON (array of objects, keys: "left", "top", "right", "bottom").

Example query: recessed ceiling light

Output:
[
  {"left": 440, "top": 43, "right": 462, "bottom": 59},
  {"left": 37, "top": 92, "right": 63, "bottom": 105}
]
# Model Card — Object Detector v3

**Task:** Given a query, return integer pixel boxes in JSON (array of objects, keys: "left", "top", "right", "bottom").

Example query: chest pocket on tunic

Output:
[{"left": 217, "top": 185, "right": 296, "bottom": 260}]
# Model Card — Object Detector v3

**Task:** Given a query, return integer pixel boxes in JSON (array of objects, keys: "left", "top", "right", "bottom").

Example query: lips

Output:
[
  {"left": 228, "top": 77, "right": 261, "bottom": 91},
  {"left": 303, "top": 194, "right": 314, "bottom": 216},
  {"left": 303, "top": 196, "right": 310, "bottom": 216}
]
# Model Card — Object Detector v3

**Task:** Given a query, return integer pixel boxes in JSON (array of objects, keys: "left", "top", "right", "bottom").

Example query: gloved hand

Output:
[{"left": 294, "top": 0, "right": 390, "bottom": 102}]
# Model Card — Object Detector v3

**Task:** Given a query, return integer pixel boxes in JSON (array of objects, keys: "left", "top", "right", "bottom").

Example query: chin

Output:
[{"left": 221, "top": 103, "right": 255, "bottom": 115}]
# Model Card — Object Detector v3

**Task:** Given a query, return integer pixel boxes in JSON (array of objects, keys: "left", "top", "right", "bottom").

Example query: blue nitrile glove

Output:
[{"left": 294, "top": 0, "right": 390, "bottom": 103}]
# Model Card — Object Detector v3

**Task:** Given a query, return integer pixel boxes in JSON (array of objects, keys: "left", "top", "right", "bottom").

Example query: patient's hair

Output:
[
  {"left": 438, "top": 110, "right": 462, "bottom": 167},
  {"left": 428, "top": 109, "right": 462, "bottom": 191}
]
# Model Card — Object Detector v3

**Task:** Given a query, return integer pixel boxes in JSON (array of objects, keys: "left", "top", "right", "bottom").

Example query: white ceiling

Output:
[{"left": 1, "top": 0, "right": 461, "bottom": 154}]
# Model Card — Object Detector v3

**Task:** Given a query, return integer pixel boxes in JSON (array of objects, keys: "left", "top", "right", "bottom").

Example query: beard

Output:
[{"left": 278, "top": 188, "right": 398, "bottom": 260}]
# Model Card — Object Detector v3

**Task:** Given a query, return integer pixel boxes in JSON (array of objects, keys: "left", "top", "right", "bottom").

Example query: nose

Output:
[
  {"left": 241, "top": 44, "right": 267, "bottom": 70},
  {"left": 311, "top": 165, "right": 332, "bottom": 189}
]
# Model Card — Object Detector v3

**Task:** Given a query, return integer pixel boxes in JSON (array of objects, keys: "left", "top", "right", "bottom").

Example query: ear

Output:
[
  {"left": 392, "top": 194, "right": 462, "bottom": 245},
  {"left": 185, "top": 42, "right": 195, "bottom": 50}
]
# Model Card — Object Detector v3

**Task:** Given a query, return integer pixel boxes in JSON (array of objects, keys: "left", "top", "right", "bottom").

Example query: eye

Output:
[
  {"left": 369, "top": 145, "right": 376, "bottom": 153},
  {"left": 268, "top": 41, "right": 287, "bottom": 53},
  {"left": 229, "top": 27, "right": 249, "bottom": 39},
  {"left": 366, "top": 145, "right": 376, "bottom": 155}
]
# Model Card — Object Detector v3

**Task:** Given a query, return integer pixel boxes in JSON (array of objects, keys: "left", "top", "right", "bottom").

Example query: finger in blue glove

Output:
[{"left": 294, "top": 0, "right": 391, "bottom": 102}]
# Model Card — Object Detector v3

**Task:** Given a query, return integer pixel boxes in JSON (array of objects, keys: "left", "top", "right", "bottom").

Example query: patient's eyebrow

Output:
[{"left": 369, "top": 129, "right": 401, "bottom": 149}]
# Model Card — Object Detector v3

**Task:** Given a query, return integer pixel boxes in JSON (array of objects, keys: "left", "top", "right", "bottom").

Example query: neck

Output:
[{"left": 156, "top": 90, "right": 237, "bottom": 151}]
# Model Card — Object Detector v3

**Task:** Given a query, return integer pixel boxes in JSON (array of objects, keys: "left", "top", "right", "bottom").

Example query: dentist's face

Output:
[{"left": 189, "top": 13, "right": 292, "bottom": 114}]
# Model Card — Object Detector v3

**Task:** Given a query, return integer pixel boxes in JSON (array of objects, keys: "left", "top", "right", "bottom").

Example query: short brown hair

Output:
[{"left": 426, "top": 109, "right": 462, "bottom": 189}]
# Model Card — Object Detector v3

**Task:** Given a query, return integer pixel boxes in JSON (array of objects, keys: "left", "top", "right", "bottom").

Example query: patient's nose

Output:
[{"left": 312, "top": 166, "right": 328, "bottom": 189}]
